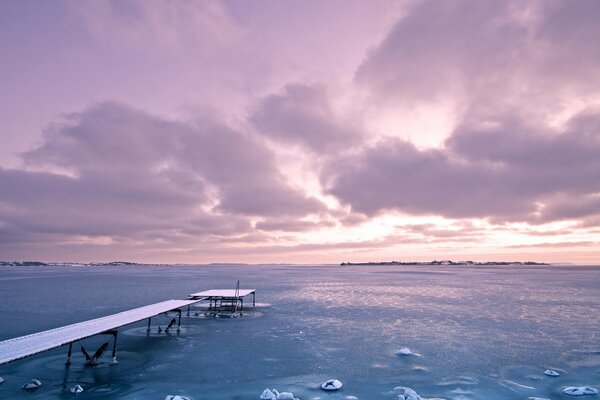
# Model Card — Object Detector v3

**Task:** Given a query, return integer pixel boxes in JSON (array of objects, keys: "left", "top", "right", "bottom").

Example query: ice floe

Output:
[
  {"left": 528, "top": 397, "right": 551, "bottom": 400},
  {"left": 544, "top": 369, "right": 560, "bottom": 377},
  {"left": 165, "top": 396, "right": 191, "bottom": 400},
  {"left": 396, "top": 347, "right": 414, "bottom": 356},
  {"left": 22, "top": 379, "right": 42, "bottom": 390},
  {"left": 0, "top": 377, "right": 4, "bottom": 384},
  {"left": 394, "top": 386, "right": 422, "bottom": 400},
  {"left": 260, "top": 389, "right": 277, "bottom": 400},
  {"left": 70, "top": 384, "right": 84, "bottom": 394},
  {"left": 321, "top": 379, "right": 343, "bottom": 391},
  {"left": 272, "top": 390, "right": 299, "bottom": 400},
  {"left": 562, "top": 386, "right": 599, "bottom": 396}
]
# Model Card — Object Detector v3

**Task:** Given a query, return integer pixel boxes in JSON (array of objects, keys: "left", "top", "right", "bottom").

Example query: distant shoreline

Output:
[
  {"left": 340, "top": 260, "right": 549, "bottom": 266},
  {"left": 0, "top": 260, "right": 551, "bottom": 267}
]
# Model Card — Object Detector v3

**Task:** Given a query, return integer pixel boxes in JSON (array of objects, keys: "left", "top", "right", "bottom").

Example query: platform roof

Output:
[
  {"left": 0, "top": 299, "right": 199, "bottom": 365},
  {"left": 188, "top": 289, "right": 255, "bottom": 299}
]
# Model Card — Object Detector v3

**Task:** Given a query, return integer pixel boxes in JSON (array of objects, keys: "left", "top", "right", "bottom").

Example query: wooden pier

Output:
[
  {"left": 0, "top": 285, "right": 256, "bottom": 367},
  {"left": 189, "top": 287, "right": 256, "bottom": 316}
]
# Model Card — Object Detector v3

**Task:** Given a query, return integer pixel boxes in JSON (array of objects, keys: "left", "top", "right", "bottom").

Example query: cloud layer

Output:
[{"left": 1, "top": 0, "right": 600, "bottom": 262}]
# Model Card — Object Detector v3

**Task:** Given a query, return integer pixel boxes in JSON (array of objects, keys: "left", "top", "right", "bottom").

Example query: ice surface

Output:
[{"left": 0, "top": 263, "right": 599, "bottom": 399}]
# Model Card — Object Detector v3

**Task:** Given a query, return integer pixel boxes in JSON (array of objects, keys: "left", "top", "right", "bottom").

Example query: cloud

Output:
[
  {"left": 323, "top": 110, "right": 600, "bottom": 223},
  {"left": 1, "top": 102, "right": 325, "bottom": 257},
  {"left": 255, "top": 217, "right": 336, "bottom": 232},
  {"left": 250, "top": 83, "right": 363, "bottom": 153},
  {"left": 356, "top": 0, "right": 600, "bottom": 121},
  {"left": 68, "top": 0, "right": 240, "bottom": 53}
]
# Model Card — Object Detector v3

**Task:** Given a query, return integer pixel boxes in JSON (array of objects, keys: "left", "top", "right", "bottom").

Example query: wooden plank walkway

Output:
[{"left": 0, "top": 299, "right": 199, "bottom": 365}]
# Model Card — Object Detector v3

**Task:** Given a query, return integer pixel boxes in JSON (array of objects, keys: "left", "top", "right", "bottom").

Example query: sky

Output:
[{"left": 1, "top": 0, "right": 600, "bottom": 264}]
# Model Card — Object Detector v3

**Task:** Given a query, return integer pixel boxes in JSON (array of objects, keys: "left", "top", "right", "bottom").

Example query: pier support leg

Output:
[
  {"left": 65, "top": 342, "right": 73, "bottom": 365},
  {"left": 187, "top": 304, "right": 190, "bottom": 317},
  {"left": 240, "top": 298, "right": 244, "bottom": 316},
  {"left": 253, "top": 292, "right": 256, "bottom": 307},
  {"left": 146, "top": 317, "right": 152, "bottom": 334},
  {"left": 110, "top": 331, "right": 119, "bottom": 365},
  {"left": 177, "top": 309, "right": 182, "bottom": 333},
  {"left": 62, "top": 355, "right": 71, "bottom": 390}
]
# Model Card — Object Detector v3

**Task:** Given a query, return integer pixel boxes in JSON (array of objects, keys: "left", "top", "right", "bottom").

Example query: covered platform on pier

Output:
[{"left": 188, "top": 288, "right": 256, "bottom": 315}]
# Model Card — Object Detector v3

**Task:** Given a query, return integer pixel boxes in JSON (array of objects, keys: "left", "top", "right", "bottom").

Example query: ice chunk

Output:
[
  {"left": 528, "top": 397, "right": 551, "bottom": 400},
  {"left": 396, "top": 347, "right": 413, "bottom": 356},
  {"left": 22, "top": 379, "right": 42, "bottom": 390},
  {"left": 395, "top": 387, "right": 422, "bottom": 400},
  {"left": 0, "top": 377, "right": 4, "bottom": 384},
  {"left": 275, "top": 391, "right": 299, "bottom": 400},
  {"left": 562, "top": 386, "right": 599, "bottom": 396},
  {"left": 70, "top": 384, "right": 84, "bottom": 394},
  {"left": 260, "top": 389, "right": 277, "bottom": 400},
  {"left": 544, "top": 369, "right": 560, "bottom": 377},
  {"left": 165, "top": 396, "right": 191, "bottom": 400},
  {"left": 321, "top": 379, "right": 343, "bottom": 391}
]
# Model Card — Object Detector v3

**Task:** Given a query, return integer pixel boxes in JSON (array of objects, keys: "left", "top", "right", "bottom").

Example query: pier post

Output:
[
  {"left": 65, "top": 342, "right": 73, "bottom": 365},
  {"left": 177, "top": 309, "right": 182, "bottom": 332},
  {"left": 110, "top": 331, "right": 119, "bottom": 365},
  {"left": 146, "top": 317, "right": 152, "bottom": 334}
]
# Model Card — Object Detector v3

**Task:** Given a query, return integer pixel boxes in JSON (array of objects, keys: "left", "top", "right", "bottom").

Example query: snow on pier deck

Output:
[
  {"left": 0, "top": 299, "right": 199, "bottom": 365},
  {"left": 188, "top": 289, "right": 256, "bottom": 314},
  {"left": 188, "top": 289, "right": 255, "bottom": 299}
]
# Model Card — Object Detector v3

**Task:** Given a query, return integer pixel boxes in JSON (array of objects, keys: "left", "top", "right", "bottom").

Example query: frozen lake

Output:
[{"left": 0, "top": 264, "right": 599, "bottom": 399}]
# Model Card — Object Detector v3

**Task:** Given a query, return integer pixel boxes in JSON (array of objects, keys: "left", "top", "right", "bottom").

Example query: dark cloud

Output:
[
  {"left": 323, "top": 111, "right": 600, "bottom": 223},
  {"left": 250, "top": 83, "right": 362, "bottom": 152},
  {"left": 356, "top": 0, "right": 600, "bottom": 117},
  {"left": 357, "top": 0, "right": 519, "bottom": 101}
]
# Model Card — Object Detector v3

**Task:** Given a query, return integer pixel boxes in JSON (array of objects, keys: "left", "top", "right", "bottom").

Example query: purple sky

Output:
[{"left": 1, "top": 0, "right": 600, "bottom": 263}]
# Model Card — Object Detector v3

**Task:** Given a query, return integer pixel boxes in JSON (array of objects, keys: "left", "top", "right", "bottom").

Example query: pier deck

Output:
[
  {"left": 0, "top": 299, "right": 200, "bottom": 366},
  {"left": 189, "top": 288, "right": 256, "bottom": 314}
]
